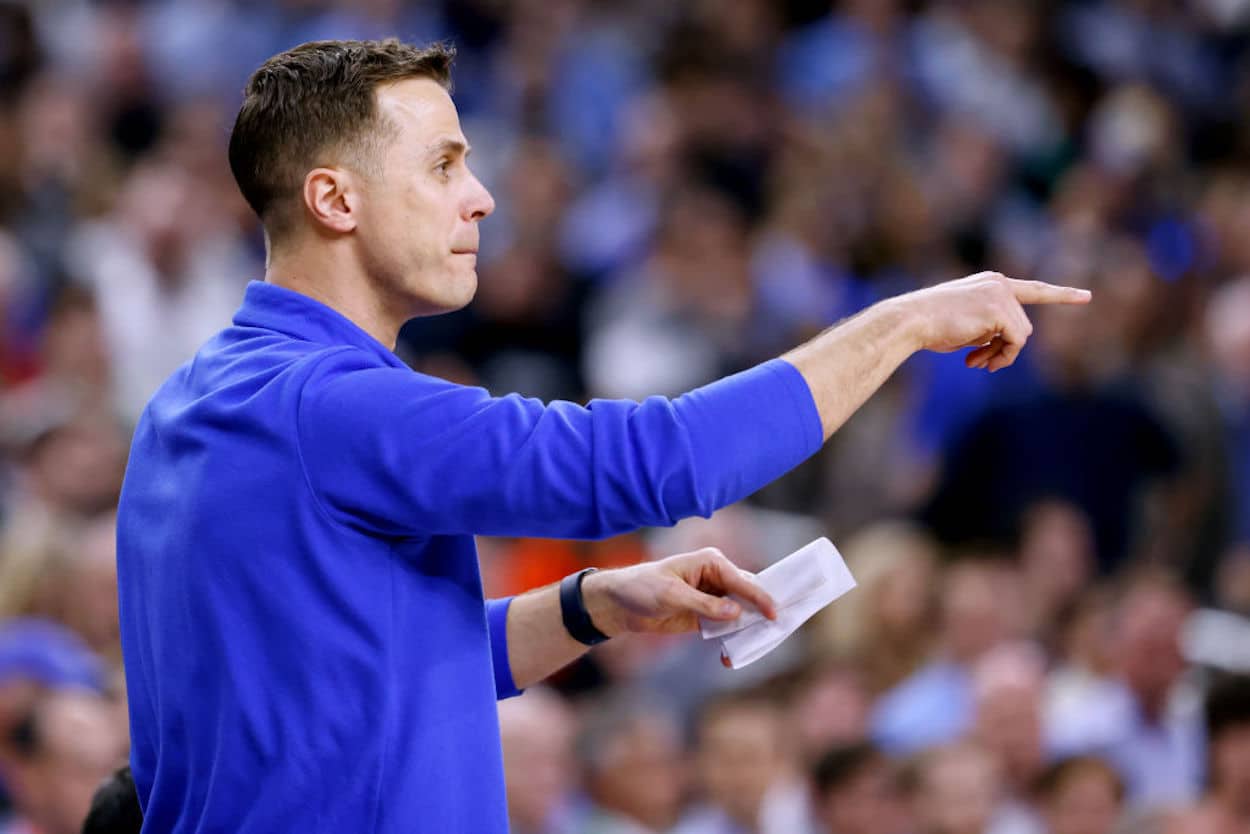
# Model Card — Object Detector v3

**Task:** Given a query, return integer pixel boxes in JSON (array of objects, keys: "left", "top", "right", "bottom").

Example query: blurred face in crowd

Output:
[
  {"left": 815, "top": 756, "right": 901, "bottom": 834},
  {"left": 54, "top": 514, "right": 122, "bottom": 662},
  {"left": 347, "top": 78, "right": 495, "bottom": 318},
  {"left": 588, "top": 714, "right": 685, "bottom": 830},
  {"left": 1114, "top": 583, "right": 1190, "bottom": 713},
  {"left": 655, "top": 186, "right": 752, "bottom": 321},
  {"left": 40, "top": 296, "right": 110, "bottom": 394},
  {"left": 791, "top": 668, "right": 870, "bottom": 761},
  {"left": 1018, "top": 500, "right": 1095, "bottom": 626},
  {"left": 1059, "top": 590, "right": 1115, "bottom": 676},
  {"left": 1211, "top": 721, "right": 1250, "bottom": 818},
  {"left": 913, "top": 745, "right": 999, "bottom": 834},
  {"left": 498, "top": 691, "right": 575, "bottom": 832},
  {"left": 1041, "top": 761, "right": 1123, "bottom": 834},
  {"left": 4, "top": 692, "right": 126, "bottom": 834},
  {"left": 25, "top": 419, "right": 126, "bottom": 517},
  {"left": 874, "top": 547, "right": 936, "bottom": 641},
  {"left": 118, "top": 160, "right": 217, "bottom": 283},
  {"left": 942, "top": 561, "right": 1014, "bottom": 665},
  {"left": 695, "top": 701, "right": 787, "bottom": 828},
  {"left": 972, "top": 647, "right": 1044, "bottom": 792}
]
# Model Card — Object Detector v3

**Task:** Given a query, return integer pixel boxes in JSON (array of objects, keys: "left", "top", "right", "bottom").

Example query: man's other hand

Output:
[{"left": 580, "top": 548, "right": 776, "bottom": 640}]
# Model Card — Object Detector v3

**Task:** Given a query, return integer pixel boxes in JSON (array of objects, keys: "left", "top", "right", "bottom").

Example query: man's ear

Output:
[{"left": 302, "top": 167, "right": 359, "bottom": 234}]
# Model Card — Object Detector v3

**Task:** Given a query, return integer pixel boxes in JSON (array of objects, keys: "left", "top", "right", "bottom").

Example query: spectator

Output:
[
  {"left": 0, "top": 691, "right": 126, "bottom": 834},
  {"left": 810, "top": 741, "right": 904, "bottom": 834},
  {"left": 1015, "top": 500, "right": 1097, "bottom": 649},
  {"left": 573, "top": 695, "right": 686, "bottom": 834},
  {"left": 675, "top": 690, "right": 807, "bottom": 834},
  {"left": 66, "top": 156, "right": 254, "bottom": 424},
  {"left": 871, "top": 558, "right": 1021, "bottom": 754},
  {"left": 1047, "top": 571, "right": 1203, "bottom": 809},
  {"left": 498, "top": 687, "right": 578, "bottom": 834},
  {"left": 809, "top": 521, "right": 939, "bottom": 698},
  {"left": 787, "top": 662, "right": 872, "bottom": 767},
  {"left": 1035, "top": 756, "right": 1125, "bottom": 834},
  {"left": 905, "top": 743, "right": 1002, "bottom": 834},
  {"left": 970, "top": 643, "right": 1048, "bottom": 834}
]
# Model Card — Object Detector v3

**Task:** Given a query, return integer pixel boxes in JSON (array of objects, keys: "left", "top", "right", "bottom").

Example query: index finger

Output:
[
  {"left": 1008, "top": 279, "right": 1092, "bottom": 306},
  {"left": 713, "top": 560, "right": 777, "bottom": 620}
]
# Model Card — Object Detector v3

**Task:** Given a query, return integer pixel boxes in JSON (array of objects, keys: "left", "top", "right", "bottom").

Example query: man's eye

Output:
[{"left": 435, "top": 160, "right": 451, "bottom": 176}]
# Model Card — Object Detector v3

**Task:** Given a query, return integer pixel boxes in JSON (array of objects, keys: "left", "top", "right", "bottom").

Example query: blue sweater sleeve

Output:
[
  {"left": 485, "top": 597, "right": 521, "bottom": 700},
  {"left": 297, "top": 349, "right": 822, "bottom": 539}
]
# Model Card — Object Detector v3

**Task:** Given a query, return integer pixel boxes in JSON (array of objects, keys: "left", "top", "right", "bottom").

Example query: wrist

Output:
[
  {"left": 875, "top": 294, "right": 926, "bottom": 354},
  {"left": 579, "top": 569, "right": 624, "bottom": 638}
]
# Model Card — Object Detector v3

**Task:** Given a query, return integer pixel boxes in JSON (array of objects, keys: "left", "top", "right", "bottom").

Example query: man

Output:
[
  {"left": 572, "top": 694, "right": 687, "bottom": 834},
  {"left": 0, "top": 691, "right": 126, "bottom": 834},
  {"left": 1046, "top": 571, "right": 1203, "bottom": 809},
  {"left": 810, "top": 742, "right": 902, "bottom": 834},
  {"left": 115, "top": 38, "right": 1090, "bottom": 833},
  {"left": 871, "top": 557, "right": 1020, "bottom": 754},
  {"left": 497, "top": 687, "right": 577, "bottom": 834},
  {"left": 1034, "top": 756, "right": 1124, "bottom": 834},
  {"left": 906, "top": 743, "right": 1003, "bottom": 834},
  {"left": 675, "top": 689, "right": 809, "bottom": 834},
  {"left": 970, "top": 642, "right": 1048, "bottom": 833}
]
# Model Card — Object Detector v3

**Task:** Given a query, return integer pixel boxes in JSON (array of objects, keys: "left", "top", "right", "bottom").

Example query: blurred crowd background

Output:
[{"left": 4, "top": 0, "right": 1250, "bottom": 833}]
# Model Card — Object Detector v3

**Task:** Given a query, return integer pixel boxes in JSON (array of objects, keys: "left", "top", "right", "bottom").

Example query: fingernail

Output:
[{"left": 721, "top": 601, "right": 738, "bottom": 617}]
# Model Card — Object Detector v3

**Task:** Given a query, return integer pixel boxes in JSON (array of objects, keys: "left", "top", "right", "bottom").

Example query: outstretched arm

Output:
[
  {"left": 299, "top": 272, "right": 1089, "bottom": 541},
  {"left": 783, "top": 272, "right": 1091, "bottom": 442}
]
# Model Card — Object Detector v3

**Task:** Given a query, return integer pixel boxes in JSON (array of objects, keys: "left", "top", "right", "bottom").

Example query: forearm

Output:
[
  {"left": 781, "top": 297, "right": 921, "bottom": 442},
  {"left": 502, "top": 572, "right": 621, "bottom": 691}
]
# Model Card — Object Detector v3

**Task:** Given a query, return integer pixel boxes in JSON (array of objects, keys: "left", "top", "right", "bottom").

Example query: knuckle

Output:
[{"left": 698, "top": 546, "right": 726, "bottom": 563}]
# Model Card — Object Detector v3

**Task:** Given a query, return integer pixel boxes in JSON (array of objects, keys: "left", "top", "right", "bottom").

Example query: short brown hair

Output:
[
  {"left": 228, "top": 38, "right": 454, "bottom": 240},
  {"left": 1034, "top": 755, "right": 1125, "bottom": 804}
]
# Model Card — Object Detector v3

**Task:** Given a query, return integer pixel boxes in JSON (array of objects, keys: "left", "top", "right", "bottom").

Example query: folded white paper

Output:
[{"left": 698, "top": 537, "right": 856, "bottom": 669}]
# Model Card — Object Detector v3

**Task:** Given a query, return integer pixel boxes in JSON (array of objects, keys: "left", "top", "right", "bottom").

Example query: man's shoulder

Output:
[{"left": 137, "top": 332, "right": 373, "bottom": 433}]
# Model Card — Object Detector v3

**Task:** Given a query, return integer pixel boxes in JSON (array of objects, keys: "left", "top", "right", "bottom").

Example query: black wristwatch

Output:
[{"left": 559, "top": 568, "right": 611, "bottom": 646}]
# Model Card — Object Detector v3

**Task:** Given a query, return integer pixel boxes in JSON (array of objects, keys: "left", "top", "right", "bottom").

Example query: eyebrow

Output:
[{"left": 426, "top": 138, "right": 470, "bottom": 159}]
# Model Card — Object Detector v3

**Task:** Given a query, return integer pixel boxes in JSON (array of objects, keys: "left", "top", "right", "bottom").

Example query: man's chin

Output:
[{"left": 410, "top": 273, "right": 477, "bottom": 318}]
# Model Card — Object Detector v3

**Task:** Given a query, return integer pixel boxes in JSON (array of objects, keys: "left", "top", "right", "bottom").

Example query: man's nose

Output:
[{"left": 463, "top": 173, "right": 495, "bottom": 222}]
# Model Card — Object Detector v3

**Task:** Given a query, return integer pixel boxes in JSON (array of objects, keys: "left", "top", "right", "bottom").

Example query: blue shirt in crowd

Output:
[{"left": 116, "top": 281, "right": 822, "bottom": 833}]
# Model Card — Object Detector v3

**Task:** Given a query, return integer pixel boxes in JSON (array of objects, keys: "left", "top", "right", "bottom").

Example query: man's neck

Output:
[{"left": 264, "top": 249, "right": 403, "bottom": 350}]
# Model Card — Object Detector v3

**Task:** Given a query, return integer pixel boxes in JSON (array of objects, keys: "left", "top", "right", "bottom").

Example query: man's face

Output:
[
  {"left": 1115, "top": 587, "right": 1188, "bottom": 704},
  {"left": 354, "top": 78, "right": 495, "bottom": 317},
  {"left": 591, "top": 716, "right": 686, "bottom": 830},
  {"left": 1043, "top": 766, "right": 1123, "bottom": 834},
  {"left": 817, "top": 760, "right": 899, "bottom": 834},
  {"left": 915, "top": 748, "right": 998, "bottom": 834},
  {"left": 14, "top": 693, "right": 126, "bottom": 834},
  {"left": 696, "top": 705, "right": 785, "bottom": 827}
]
